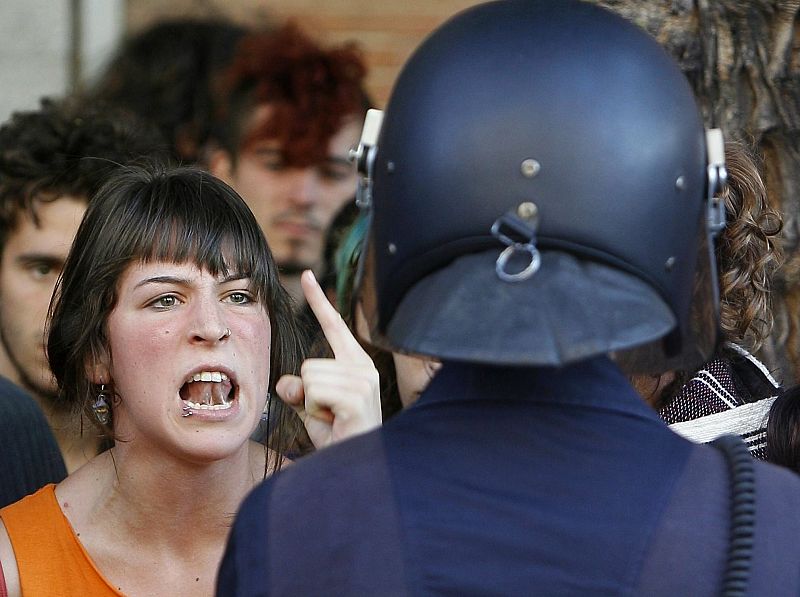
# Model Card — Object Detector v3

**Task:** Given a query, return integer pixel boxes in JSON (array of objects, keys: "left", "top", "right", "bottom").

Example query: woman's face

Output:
[{"left": 102, "top": 260, "right": 271, "bottom": 463}]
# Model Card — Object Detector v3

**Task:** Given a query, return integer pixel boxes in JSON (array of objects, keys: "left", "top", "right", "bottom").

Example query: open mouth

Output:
[{"left": 179, "top": 371, "right": 236, "bottom": 411}]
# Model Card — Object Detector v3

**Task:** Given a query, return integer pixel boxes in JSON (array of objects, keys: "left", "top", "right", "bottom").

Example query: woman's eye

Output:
[
  {"left": 227, "top": 292, "right": 253, "bottom": 305},
  {"left": 149, "top": 295, "right": 179, "bottom": 309}
]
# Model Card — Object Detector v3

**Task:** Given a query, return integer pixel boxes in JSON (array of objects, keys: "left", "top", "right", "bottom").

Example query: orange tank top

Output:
[{"left": 0, "top": 484, "right": 123, "bottom": 596}]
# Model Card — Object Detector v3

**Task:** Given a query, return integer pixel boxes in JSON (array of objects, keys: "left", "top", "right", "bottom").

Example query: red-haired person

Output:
[{"left": 208, "top": 24, "right": 371, "bottom": 309}]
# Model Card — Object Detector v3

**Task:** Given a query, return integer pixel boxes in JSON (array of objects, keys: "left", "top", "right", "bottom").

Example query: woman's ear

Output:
[{"left": 85, "top": 353, "right": 110, "bottom": 385}]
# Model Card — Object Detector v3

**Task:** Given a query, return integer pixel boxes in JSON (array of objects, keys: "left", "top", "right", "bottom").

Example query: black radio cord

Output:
[{"left": 712, "top": 434, "right": 756, "bottom": 597}]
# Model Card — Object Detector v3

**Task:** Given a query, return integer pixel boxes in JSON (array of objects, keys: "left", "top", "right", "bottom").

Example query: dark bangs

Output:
[{"left": 96, "top": 165, "right": 275, "bottom": 301}]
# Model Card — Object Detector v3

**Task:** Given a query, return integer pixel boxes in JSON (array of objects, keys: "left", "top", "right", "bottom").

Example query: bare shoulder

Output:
[
  {"left": 54, "top": 452, "right": 115, "bottom": 528},
  {"left": 0, "top": 518, "right": 21, "bottom": 597},
  {"left": 55, "top": 453, "right": 105, "bottom": 495}
]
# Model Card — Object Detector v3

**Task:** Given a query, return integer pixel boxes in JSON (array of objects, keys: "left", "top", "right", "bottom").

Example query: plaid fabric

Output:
[{"left": 659, "top": 344, "right": 780, "bottom": 460}]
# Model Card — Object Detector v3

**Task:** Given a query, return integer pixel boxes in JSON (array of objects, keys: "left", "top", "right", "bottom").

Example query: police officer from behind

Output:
[{"left": 217, "top": 1, "right": 800, "bottom": 594}]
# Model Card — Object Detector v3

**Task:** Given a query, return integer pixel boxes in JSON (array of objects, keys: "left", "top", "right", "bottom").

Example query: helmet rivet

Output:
[
  {"left": 665, "top": 256, "right": 676, "bottom": 271},
  {"left": 520, "top": 159, "right": 541, "bottom": 178},
  {"left": 675, "top": 176, "right": 685, "bottom": 191},
  {"left": 387, "top": 161, "right": 396, "bottom": 173},
  {"left": 517, "top": 202, "right": 538, "bottom": 220},
  {"left": 388, "top": 243, "right": 397, "bottom": 254}
]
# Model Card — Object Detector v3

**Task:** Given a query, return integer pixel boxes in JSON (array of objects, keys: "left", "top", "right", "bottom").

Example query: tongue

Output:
[{"left": 180, "top": 380, "right": 233, "bottom": 405}]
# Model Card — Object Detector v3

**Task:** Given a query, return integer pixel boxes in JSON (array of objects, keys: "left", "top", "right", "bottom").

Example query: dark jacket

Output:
[
  {"left": 0, "top": 376, "right": 66, "bottom": 508},
  {"left": 218, "top": 357, "right": 800, "bottom": 596}
]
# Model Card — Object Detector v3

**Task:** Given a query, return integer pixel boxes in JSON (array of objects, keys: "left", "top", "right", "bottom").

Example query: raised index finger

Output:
[{"left": 301, "top": 269, "right": 370, "bottom": 362}]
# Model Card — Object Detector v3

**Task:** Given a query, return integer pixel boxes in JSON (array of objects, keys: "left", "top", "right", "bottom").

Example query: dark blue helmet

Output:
[{"left": 355, "top": 0, "right": 725, "bottom": 372}]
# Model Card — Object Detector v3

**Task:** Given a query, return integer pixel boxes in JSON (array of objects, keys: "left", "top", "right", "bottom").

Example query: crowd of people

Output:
[{"left": 1, "top": 1, "right": 800, "bottom": 595}]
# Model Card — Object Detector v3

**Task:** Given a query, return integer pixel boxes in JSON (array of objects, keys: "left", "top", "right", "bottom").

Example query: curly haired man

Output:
[
  {"left": 0, "top": 98, "right": 164, "bottom": 472},
  {"left": 208, "top": 24, "right": 371, "bottom": 306}
]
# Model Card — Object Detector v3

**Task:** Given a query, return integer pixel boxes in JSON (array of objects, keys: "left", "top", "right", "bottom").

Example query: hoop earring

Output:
[{"left": 92, "top": 384, "right": 111, "bottom": 425}]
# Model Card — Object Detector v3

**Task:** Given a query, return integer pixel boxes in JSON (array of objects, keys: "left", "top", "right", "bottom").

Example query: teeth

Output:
[
  {"left": 190, "top": 371, "right": 229, "bottom": 383},
  {"left": 182, "top": 372, "right": 233, "bottom": 408},
  {"left": 184, "top": 400, "right": 234, "bottom": 411}
]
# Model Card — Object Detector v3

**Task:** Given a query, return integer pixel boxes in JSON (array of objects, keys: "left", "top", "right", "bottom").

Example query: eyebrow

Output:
[
  {"left": 134, "top": 273, "right": 250, "bottom": 290},
  {"left": 15, "top": 253, "right": 65, "bottom": 267}
]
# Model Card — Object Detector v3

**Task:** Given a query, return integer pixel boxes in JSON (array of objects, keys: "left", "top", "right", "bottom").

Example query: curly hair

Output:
[
  {"left": 0, "top": 97, "right": 166, "bottom": 251},
  {"left": 214, "top": 22, "right": 370, "bottom": 166},
  {"left": 716, "top": 140, "right": 783, "bottom": 351}
]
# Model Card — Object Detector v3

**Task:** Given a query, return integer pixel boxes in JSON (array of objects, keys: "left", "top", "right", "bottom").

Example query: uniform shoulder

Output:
[{"left": 753, "top": 458, "right": 800, "bottom": 509}]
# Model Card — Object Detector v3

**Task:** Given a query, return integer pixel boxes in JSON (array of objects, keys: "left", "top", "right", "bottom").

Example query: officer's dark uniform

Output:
[
  {"left": 217, "top": 1, "right": 800, "bottom": 594},
  {"left": 219, "top": 359, "right": 800, "bottom": 595},
  {"left": 0, "top": 376, "right": 66, "bottom": 508}
]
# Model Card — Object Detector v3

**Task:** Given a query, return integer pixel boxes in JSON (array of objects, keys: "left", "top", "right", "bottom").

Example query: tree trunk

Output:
[{"left": 595, "top": 0, "right": 800, "bottom": 384}]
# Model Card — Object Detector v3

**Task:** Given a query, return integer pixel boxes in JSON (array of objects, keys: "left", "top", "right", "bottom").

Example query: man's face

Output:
[
  {"left": 0, "top": 196, "right": 86, "bottom": 402},
  {"left": 213, "top": 105, "right": 361, "bottom": 273}
]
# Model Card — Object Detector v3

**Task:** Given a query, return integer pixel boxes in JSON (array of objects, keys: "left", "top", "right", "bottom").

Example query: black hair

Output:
[{"left": 0, "top": 97, "right": 166, "bottom": 251}]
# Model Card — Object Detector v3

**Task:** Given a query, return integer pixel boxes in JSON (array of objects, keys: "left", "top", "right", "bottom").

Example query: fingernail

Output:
[{"left": 289, "top": 378, "right": 302, "bottom": 399}]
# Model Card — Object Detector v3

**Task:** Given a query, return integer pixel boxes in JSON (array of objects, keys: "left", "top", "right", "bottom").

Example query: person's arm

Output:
[{"left": 0, "top": 519, "right": 21, "bottom": 597}]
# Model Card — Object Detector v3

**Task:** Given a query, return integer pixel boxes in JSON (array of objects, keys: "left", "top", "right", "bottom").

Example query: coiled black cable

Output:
[{"left": 712, "top": 434, "right": 756, "bottom": 597}]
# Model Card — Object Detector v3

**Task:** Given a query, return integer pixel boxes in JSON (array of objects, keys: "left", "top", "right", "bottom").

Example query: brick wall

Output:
[{"left": 126, "top": 0, "right": 483, "bottom": 107}]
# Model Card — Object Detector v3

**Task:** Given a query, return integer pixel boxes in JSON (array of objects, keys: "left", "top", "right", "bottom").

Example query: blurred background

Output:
[{"left": 0, "top": 0, "right": 482, "bottom": 122}]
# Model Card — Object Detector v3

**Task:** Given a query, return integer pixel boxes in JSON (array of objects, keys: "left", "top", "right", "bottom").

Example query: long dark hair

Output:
[{"left": 47, "top": 163, "right": 304, "bottom": 471}]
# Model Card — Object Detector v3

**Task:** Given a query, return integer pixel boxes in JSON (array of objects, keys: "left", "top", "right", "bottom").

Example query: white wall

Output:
[
  {"left": 0, "top": 1, "right": 70, "bottom": 123},
  {"left": 0, "top": 0, "right": 124, "bottom": 124},
  {"left": 81, "top": 0, "right": 126, "bottom": 87}
]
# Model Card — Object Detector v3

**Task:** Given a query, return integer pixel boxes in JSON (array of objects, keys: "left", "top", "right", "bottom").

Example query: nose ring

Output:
[{"left": 222, "top": 327, "right": 232, "bottom": 339}]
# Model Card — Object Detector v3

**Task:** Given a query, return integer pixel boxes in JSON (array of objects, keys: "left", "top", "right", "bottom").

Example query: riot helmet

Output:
[{"left": 353, "top": 0, "right": 726, "bottom": 373}]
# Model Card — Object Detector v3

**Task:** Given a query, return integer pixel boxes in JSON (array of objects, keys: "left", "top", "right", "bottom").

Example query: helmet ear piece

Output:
[
  {"left": 351, "top": 109, "right": 383, "bottom": 210},
  {"left": 706, "top": 128, "right": 728, "bottom": 238}
]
